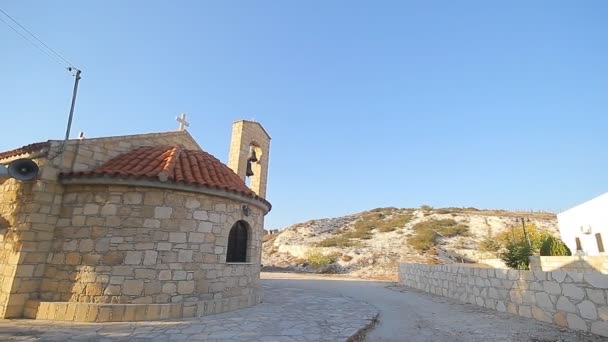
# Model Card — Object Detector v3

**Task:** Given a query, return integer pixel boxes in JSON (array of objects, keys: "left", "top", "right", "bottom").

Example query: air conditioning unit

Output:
[{"left": 580, "top": 225, "right": 592, "bottom": 235}]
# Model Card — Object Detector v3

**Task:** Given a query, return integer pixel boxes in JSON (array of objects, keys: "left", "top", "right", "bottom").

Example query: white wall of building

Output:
[{"left": 557, "top": 192, "right": 608, "bottom": 256}]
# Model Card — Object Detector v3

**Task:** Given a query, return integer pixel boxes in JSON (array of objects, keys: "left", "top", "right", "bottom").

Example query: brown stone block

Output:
[
  {"left": 159, "top": 304, "right": 171, "bottom": 319},
  {"left": 123, "top": 305, "right": 137, "bottom": 321},
  {"left": 86, "top": 283, "right": 104, "bottom": 296},
  {"left": 134, "top": 232, "right": 153, "bottom": 243},
  {"left": 144, "top": 192, "right": 164, "bottom": 206},
  {"left": 183, "top": 305, "right": 196, "bottom": 318},
  {"left": 165, "top": 194, "right": 184, "bottom": 207},
  {"left": 136, "top": 269, "right": 157, "bottom": 280},
  {"left": 14, "top": 279, "right": 38, "bottom": 293},
  {"left": 105, "top": 216, "right": 121, "bottom": 227},
  {"left": 82, "top": 254, "right": 102, "bottom": 265},
  {"left": 91, "top": 226, "right": 108, "bottom": 238},
  {"left": 170, "top": 304, "right": 182, "bottom": 318},
  {"left": 74, "top": 304, "right": 89, "bottom": 321},
  {"left": 554, "top": 310, "right": 568, "bottom": 327},
  {"left": 65, "top": 252, "right": 81, "bottom": 265},
  {"left": 146, "top": 304, "right": 161, "bottom": 320},
  {"left": 112, "top": 266, "right": 133, "bottom": 276},
  {"left": 132, "top": 296, "right": 153, "bottom": 304},
  {"left": 134, "top": 305, "right": 147, "bottom": 320},
  {"left": 23, "top": 252, "right": 48, "bottom": 264},
  {"left": 98, "top": 306, "right": 112, "bottom": 321},
  {"left": 86, "top": 305, "right": 99, "bottom": 322},
  {"left": 123, "top": 279, "right": 144, "bottom": 295},
  {"left": 110, "top": 306, "right": 125, "bottom": 322},
  {"left": 118, "top": 207, "right": 132, "bottom": 217},
  {"left": 102, "top": 251, "right": 125, "bottom": 266},
  {"left": 65, "top": 303, "right": 77, "bottom": 321}
]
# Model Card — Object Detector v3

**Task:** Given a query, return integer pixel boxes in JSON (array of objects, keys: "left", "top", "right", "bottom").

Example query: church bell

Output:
[
  {"left": 248, "top": 148, "right": 258, "bottom": 163},
  {"left": 246, "top": 160, "right": 254, "bottom": 177}
]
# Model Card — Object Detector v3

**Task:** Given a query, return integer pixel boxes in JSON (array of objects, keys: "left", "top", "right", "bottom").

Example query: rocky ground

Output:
[{"left": 262, "top": 207, "right": 558, "bottom": 280}]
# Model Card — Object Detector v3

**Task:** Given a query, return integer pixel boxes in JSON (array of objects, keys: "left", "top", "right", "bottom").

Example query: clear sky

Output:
[{"left": 1, "top": 1, "right": 607, "bottom": 230}]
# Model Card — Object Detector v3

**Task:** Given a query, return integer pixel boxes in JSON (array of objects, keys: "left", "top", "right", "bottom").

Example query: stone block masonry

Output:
[
  {"left": 0, "top": 128, "right": 271, "bottom": 321},
  {"left": 0, "top": 131, "right": 202, "bottom": 318},
  {"left": 530, "top": 256, "right": 608, "bottom": 274},
  {"left": 33, "top": 185, "right": 265, "bottom": 321},
  {"left": 399, "top": 263, "right": 608, "bottom": 337}
]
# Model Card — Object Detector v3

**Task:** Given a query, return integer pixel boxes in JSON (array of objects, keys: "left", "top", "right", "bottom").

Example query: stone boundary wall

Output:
[
  {"left": 399, "top": 263, "right": 608, "bottom": 337},
  {"left": 530, "top": 256, "right": 608, "bottom": 274}
]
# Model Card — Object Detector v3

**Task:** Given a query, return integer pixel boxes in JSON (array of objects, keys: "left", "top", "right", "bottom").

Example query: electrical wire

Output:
[
  {"left": 0, "top": 15, "right": 65, "bottom": 67},
  {"left": 0, "top": 7, "right": 77, "bottom": 69}
]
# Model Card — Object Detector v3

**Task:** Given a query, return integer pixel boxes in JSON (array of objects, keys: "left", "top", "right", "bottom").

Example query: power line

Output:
[
  {"left": 0, "top": 15, "right": 65, "bottom": 67},
  {"left": 0, "top": 7, "right": 76, "bottom": 69}
]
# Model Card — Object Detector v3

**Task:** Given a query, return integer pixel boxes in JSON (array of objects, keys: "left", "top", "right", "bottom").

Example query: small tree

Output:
[
  {"left": 501, "top": 241, "right": 531, "bottom": 270},
  {"left": 495, "top": 222, "right": 550, "bottom": 253},
  {"left": 479, "top": 226, "right": 501, "bottom": 254},
  {"left": 540, "top": 236, "right": 572, "bottom": 256},
  {"left": 305, "top": 249, "right": 338, "bottom": 269}
]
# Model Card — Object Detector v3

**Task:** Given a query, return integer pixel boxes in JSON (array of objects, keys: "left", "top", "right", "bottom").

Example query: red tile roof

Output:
[
  {"left": 0, "top": 142, "right": 50, "bottom": 160},
  {"left": 62, "top": 145, "right": 269, "bottom": 207}
]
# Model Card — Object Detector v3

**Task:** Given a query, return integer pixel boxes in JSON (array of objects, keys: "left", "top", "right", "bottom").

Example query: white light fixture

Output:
[{"left": 580, "top": 225, "right": 592, "bottom": 234}]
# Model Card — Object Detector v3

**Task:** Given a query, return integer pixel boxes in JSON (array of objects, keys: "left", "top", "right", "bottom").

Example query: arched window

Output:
[{"left": 226, "top": 220, "right": 249, "bottom": 262}]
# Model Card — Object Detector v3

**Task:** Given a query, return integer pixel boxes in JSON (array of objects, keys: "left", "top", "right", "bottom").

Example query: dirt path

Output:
[{"left": 262, "top": 272, "right": 603, "bottom": 342}]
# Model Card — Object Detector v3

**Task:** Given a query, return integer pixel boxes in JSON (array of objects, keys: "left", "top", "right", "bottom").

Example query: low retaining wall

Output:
[
  {"left": 530, "top": 256, "right": 608, "bottom": 274},
  {"left": 24, "top": 289, "right": 262, "bottom": 322},
  {"left": 399, "top": 263, "right": 608, "bottom": 337}
]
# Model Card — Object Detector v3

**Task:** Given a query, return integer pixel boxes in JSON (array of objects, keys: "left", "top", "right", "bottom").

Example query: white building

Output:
[{"left": 557, "top": 192, "right": 608, "bottom": 256}]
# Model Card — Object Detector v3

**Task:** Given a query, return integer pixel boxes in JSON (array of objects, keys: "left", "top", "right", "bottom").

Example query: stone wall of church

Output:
[
  {"left": 0, "top": 130, "right": 205, "bottom": 318},
  {"left": 0, "top": 156, "right": 63, "bottom": 318},
  {"left": 0, "top": 179, "right": 30, "bottom": 318},
  {"left": 36, "top": 184, "right": 264, "bottom": 321}
]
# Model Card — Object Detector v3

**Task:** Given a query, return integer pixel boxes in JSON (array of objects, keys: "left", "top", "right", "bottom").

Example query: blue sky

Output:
[{"left": 1, "top": 1, "right": 607, "bottom": 229}]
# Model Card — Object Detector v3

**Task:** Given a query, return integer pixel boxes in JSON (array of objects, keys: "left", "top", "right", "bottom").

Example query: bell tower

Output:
[{"left": 228, "top": 120, "right": 271, "bottom": 198}]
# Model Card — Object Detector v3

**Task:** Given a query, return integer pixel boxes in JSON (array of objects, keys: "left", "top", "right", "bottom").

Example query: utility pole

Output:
[
  {"left": 64, "top": 68, "right": 82, "bottom": 142},
  {"left": 59, "top": 67, "right": 82, "bottom": 156},
  {"left": 520, "top": 217, "right": 531, "bottom": 247}
]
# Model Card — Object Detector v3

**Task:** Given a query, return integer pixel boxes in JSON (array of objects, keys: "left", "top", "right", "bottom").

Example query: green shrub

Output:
[
  {"left": 495, "top": 223, "right": 551, "bottom": 253},
  {"left": 305, "top": 249, "right": 338, "bottom": 269},
  {"left": 378, "top": 213, "right": 413, "bottom": 232},
  {"left": 412, "top": 219, "right": 470, "bottom": 237},
  {"left": 407, "top": 218, "right": 469, "bottom": 252},
  {"left": 501, "top": 242, "right": 531, "bottom": 270},
  {"left": 540, "top": 236, "right": 571, "bottom": 256},
  {"left": 316, "top": 236, "right": 361, "bottom": 247},
  {"left": 408, "top": 229, "right": 438, "bottom": 251},
  {"left": 342, "top": 209, "right": 413, "bottom": 238},
  {"left": 479, "top": 237, "right": 501, "bottom": 253}
]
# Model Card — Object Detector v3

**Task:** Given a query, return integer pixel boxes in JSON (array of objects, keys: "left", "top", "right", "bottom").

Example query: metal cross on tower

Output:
[{"left": 176, "top": 113, "right": 190, "bottom": 131}]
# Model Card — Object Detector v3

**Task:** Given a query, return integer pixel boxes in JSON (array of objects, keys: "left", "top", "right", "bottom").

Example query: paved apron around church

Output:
[{"left": 0, "top": 284, "right": 377, "bottom": 341}]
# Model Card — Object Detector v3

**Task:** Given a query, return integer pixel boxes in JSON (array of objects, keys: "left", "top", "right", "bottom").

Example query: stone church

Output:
[{"left": 0, "top": 120, "right": 271, "bottom": 322}]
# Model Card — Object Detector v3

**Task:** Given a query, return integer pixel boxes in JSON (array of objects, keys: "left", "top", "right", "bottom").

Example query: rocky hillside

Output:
[{"left": 262, "top": 207, "right": 557, "bottom": 280}]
